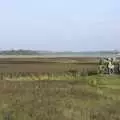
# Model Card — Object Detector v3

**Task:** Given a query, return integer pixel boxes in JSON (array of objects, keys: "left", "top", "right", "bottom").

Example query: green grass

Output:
[{"left": 0, "top": 74, "right": 120, "bottom": 119}]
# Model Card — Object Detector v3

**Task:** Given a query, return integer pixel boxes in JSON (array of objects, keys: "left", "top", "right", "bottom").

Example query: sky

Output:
[{"left": 0, "top": 0, "right": 120, "bottom": 51}]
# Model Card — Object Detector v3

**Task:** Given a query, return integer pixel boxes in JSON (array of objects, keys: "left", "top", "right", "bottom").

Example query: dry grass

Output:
[
  {"left": 0, "top": 57, "right": 120, "bottom": 119},
  {"left": 0, "top": 77, "right": 120, "bottom": 120}
]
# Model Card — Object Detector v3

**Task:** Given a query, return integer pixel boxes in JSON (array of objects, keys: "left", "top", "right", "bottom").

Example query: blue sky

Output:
[{"left": 0, "top": 0, "right": 120, "bottom": 51}]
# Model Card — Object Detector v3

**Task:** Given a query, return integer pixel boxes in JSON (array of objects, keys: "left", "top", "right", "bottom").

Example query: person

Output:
[{"left": 107, "top": 58, "right": 114, "bottom": 74}]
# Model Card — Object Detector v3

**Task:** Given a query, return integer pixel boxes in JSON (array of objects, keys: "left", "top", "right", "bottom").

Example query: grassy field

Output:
[
  {"left": 0, "top": 57, "right": 120, "bottom": 120},
  {"left": 0, "top": 75, "right": 120, "bottom": 120},
  {"left": 0, "top": 57, "right": 98, "bottom": 73}
]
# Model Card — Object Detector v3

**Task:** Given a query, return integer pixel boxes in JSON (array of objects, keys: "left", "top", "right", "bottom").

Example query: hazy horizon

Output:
[
  {"left": 0, "top": 0, "right": 120, "bottom": 51},
  {"left": 0, "top": 49, "right": 119, "bottom": 53}
]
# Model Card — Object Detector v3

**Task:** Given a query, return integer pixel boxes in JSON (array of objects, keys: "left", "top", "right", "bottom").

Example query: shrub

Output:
[{"left": 88, "top": 79, "right": 97, "bottom": 87}]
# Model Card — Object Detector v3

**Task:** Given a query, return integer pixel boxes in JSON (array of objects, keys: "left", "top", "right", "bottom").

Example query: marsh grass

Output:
[
  {"left": 0, "top": 69, "right": 98, "bottom": 81},
  {"left": 0, "top": 70, "right": 120, "bottom": 119},
  {"left": 0, "top": 75, "right": 119, "bottom": 119}
]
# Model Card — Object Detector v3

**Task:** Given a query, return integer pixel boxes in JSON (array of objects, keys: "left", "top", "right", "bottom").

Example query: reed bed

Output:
[{"left": 0, "top": 69, "right": 98, "bottom": 81}]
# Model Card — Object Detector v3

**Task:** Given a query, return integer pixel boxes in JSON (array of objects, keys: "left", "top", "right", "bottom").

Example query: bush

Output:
[{"left": 88, "top": 79, "right": 97, "bottom": 87}]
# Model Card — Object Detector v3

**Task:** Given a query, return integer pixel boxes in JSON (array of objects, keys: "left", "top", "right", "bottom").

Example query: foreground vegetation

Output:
[
  {"left": 0, "top": 71, "right": 98, "bottom": 81},
  {"left": 0, "top": 57, "right": 120, "bottom": 119},
  {"left": 0, "top": 74, "right": 119, "bottom": 120}
]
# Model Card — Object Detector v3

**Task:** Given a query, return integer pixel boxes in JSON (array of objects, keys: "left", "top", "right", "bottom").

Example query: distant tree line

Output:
[{"left": 0, "top": 50, "right": 40, "bottom": 55}]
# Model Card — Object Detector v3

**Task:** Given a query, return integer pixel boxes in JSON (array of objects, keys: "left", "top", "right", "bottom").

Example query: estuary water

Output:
[
  {"left": 0, "top": 52, "right": 119, "bottom": 58},
  {"left": 37, "top": 52, "right": 119, "bottom": 58}
]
